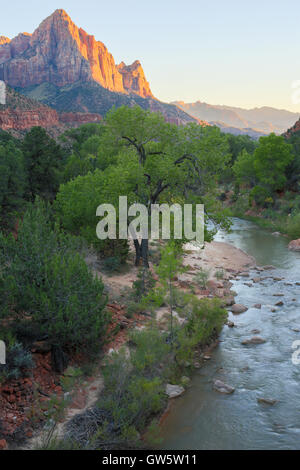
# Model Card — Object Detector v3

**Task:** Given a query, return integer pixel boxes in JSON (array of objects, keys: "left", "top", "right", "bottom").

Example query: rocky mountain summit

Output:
[
  {"left": 0, "top": 9, "right": 153, "bottom": 98},
  {"left": 0, "top": 9, "right": 195, "bottom": 127}
]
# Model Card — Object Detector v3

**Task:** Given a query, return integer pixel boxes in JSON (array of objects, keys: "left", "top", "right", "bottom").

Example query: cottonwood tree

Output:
[{"left": 56, "top": 107, "right": 231, "bottom": 267}]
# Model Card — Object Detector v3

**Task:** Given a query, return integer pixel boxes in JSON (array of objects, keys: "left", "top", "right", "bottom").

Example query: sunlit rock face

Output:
[
  {"left": 0, "top": 9, "right": 154, "bottom": 98},
  {"left": 117, "top": 60, "right": 154, "bottom": 99}
]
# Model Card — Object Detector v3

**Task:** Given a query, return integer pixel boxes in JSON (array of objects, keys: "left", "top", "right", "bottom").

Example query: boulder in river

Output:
[
  {"left": 288, "top": 239, "right": 300, "bottom": 252},
  {"left": 257, "top": 397, "right": 278, "bottom": 406},
  {"left": 227, "top": 321, "right": 235, "bottom": 328},
  {"left": 231, "top": 304, "right": 248, "bottom": 314},
  {"left": 213, "top": 380, "right": 235, "bottom": 394},
  {"left": 263, "top": 265, "right": 276, "bottom": 270},
  {"left": 275, "top": 300, "right": 284, "bottom": 307},
  {"left": 165, "top": 384, "right": 185, "bottom": 398},
  {"left": 253, "top": 304, "right": 262, "bottom": 309},
  {"left": 242, "top": 336, "right": 266, "bottom": 345}
]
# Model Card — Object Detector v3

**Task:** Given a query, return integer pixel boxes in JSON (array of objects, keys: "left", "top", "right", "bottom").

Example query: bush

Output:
[
  {"left": 194, "top": 268, "right": 210, "bottom": 289},
  {"left": 176, "top": 297, "right": 227, "bottom": 363},
  {"left": 65, "top": 329, "right": 168, "bottom": 449},
  {"left": 102, "top": 256, "right": 122, "bottom": 273},
  {"left": 0, "top": 200, "right": 109, "bottom": 356},
  {"left": 286, "top": 213, "right": 300, "bottom": 239},
  {"left": 0, "top": 342, "right": 34, "bottom": 381}
]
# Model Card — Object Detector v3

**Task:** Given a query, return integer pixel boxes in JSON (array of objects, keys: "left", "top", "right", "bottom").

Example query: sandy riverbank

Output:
[{"left": 17, "top": 240, "right": 256, "bottom": 450}]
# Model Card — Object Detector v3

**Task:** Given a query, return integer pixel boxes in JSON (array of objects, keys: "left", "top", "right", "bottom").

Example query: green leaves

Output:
[
  {"left": 22, "top": 127, "right": 64, "bottom": 201},
  {"left": 0, "top": 199, "right": 108, "bottom": 353},
  {"left": 0, "top": 141, "right": 26, "bottom": 228}
]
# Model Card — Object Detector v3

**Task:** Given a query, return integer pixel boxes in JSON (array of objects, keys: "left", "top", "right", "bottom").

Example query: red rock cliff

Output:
[{"left": 0, "top": 9, "right": 154, "bottom": 99}]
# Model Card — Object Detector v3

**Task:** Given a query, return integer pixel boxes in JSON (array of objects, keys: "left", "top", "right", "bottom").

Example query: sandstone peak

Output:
[
  {"left": 0, "top": 10, "right": 154, "bottom": 99},
  {"left": 0, "top": 36, "right": 10, "bottom": 45}
]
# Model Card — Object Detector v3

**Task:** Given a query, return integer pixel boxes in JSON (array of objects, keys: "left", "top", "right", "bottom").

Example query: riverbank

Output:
[
  {"left": 158, "top": 219, "right": 300, "bottom": 450},
  {"left": 10, "top": 239, "right": 256, "bottom": 450}
]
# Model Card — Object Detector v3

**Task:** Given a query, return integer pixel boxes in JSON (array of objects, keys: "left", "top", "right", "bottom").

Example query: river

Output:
[{"left": 159, "top": 218, "right": 300, "bottom": 450}]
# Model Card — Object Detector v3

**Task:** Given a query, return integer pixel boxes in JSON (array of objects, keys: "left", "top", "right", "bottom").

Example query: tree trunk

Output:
[
  {"left": 134, "top": 239, "right": 141, "bottom": 266},
  {"left": 141, "top": 238, "right": 149, "bottom": 268},
  {"left": 134, "top": 238, "right": 149, "bottom": 268}
]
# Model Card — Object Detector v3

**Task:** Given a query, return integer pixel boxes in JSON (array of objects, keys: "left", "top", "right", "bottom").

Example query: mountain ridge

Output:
[
  {"left": 0, "top": 9, "right": 153, "bottom": 98},
  {"left": 0, "top": 9, "right": 197, "bottom": 127},
  {"left": 172, "top": 100, "right": 300, "bottom": 135}
]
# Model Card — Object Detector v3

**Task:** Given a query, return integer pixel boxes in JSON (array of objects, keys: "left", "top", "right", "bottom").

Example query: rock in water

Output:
[
  {"left": 242, "top": 337, "right": 266, "bottom": 345},
  {"left": 213, "top": 380, "right": 235, "bottom": 394},
  {"left": 257, "top": 398, "right": 278, "bottom": 405},
  {"left": 288, "top": 239, "right": 300, "bottom": 252},
  {"left": 165, "top": 384, "right": 185, "bottom": 398},
  {"left": 231, "top": 304, "right": 248, "bottom": 314}
]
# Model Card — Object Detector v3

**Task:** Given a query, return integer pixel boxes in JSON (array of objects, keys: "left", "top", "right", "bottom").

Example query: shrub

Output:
[
  {"left": 194, "top": 268, "right": 210, "bottom": 289},
  {"left": 0, "top": 342, "right": 34, "bottom": 381},
  {"left": 102, "top": 256, "right": 122, "bottom": 273},
  {"left": 286, "top": 213, "right": 300, "bottom": 239},
  {"left": 176, "top": 297, "right": 227, "bottom": 363},
  {"left": 131, "top": 267, "right": 156, "bottom": 302},
  {"left": 0, "top": 200, "right": 108, "bottom": 357}
]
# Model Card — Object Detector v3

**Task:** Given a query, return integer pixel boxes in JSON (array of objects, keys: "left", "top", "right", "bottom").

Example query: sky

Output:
[{"left": 1, "top": 0, "right": 300, "bottom": 111}]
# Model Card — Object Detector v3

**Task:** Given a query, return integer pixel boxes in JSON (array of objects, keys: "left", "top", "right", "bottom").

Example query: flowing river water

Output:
[{"left": 159, "top": 218, "right": 300, "bottom": 450}]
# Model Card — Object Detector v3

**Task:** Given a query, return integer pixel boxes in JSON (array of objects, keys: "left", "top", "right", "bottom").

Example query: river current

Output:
[{"left": 160, "top": 218, "right": 300, "bottom": 450}]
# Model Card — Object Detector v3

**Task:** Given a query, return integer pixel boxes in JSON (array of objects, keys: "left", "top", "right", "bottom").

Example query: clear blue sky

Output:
[{"left": 1, "top": 0, "right": 300, "bottom": 111}]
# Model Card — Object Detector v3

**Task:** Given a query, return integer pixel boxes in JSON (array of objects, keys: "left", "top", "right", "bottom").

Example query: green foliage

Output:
[
  {"left": 253, "top": 134, "right": 293, "bottom": 193},
  {"left": 0, "top": 199, "right": 108, "bottom": 353},
  {"left": 194, "top": 268, "right": 210, "bottom": 289},
  {"left": 215, "top": 268, "right": 225, "bottom": 280},
  {"left": 176, "top": 297, "right": 227, "bottom": 363},
  {"left": 56, "top": 106, "right": 231, "bottom": 267},
  {"left": 0, "top": 141, "right": 26, "bottom": 228},
  {"left": 22, "top": 127, "right": 64, "bottom": 201},
  {"left": 286, "top": 212, "right": 300, "bottom": 238},
  {"left": 0, "top": 342, "right": 34, "bottom": 381},
  {"left": 102, "top": 256, "right": 122, "bottom": 273},
  {"left": 132, "top": 267, "right": 156, "bottom": 302},
  {"left": 227, "top": 134, "right": 258, "bottom": 164},
  {"left": 233, "top": 149, "right": 257, "bottom": 187}
]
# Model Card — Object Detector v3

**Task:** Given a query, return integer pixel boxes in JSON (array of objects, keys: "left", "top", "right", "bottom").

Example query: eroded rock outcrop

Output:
[
  {"left": 0, "top": 86, "right": 102, "bottom": 132},
  {"left": 117, "top": 60, "right": 154, "bottom": 99}
]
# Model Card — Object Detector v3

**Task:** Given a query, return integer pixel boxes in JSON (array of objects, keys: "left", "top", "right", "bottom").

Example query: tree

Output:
[
  {"left": 22, "top": 127, "right": 64, "bottom": 201},
  {"left": 55, "top": 107, "right": 231, "bottom": 268},
  {"left": 156, "top": 242, "right": 185, "bottom": 343},
  {"left": 284, "top": 131, "right": 300, "bottom": 192},
  {"left": 253, "top": 133, "right": 293, "bottom": 193},
  {"left": 0, "top": 141, "right": 26, "bottom": 228},
  {"left": 0, "top": 200, "right": 108, "bottom": 370},
  {"left": 233, "top": 149, "right": 257, "bottom": 187}
]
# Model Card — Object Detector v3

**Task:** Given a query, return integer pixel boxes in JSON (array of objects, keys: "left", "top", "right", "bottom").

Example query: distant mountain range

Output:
[{"left": 172, "top": 101, "right": 300, "bottom": 137}]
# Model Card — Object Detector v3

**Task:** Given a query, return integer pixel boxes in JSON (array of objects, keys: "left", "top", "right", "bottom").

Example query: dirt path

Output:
[{"left": 17, "top": 240, "right": 255, "bottom": 450}]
